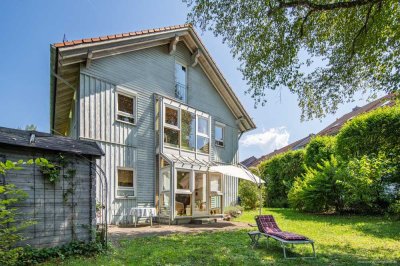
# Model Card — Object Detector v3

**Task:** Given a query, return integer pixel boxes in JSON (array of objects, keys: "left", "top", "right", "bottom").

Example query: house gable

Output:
[{"left": 50, "top": 25, "right": 255, "bottom": 136}]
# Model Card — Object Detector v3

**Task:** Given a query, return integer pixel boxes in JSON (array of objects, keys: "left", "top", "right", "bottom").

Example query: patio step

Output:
[{"left": 191, "top": 218, "right": 218, "bottom": 225}]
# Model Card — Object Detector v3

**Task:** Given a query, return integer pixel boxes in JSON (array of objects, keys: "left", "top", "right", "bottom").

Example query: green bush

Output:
[
  {"left": 238, "top": 180, "right": 264, "bottom": 210},
  {"left": 19, "top": 240, "right": 107, "bottom": 265},
  {"left": 305, "top": 135, "right": 336, "bottom": 169},
  {"left": 342, "top": 153, "right": 398, "bottom": 213},
  {"left": 288, "top": 156, "right": 344, "bottom": 213},
  {"left": 223, "top": 205, "right": 244, "bottom": 218},
  {"left": 0, "top": 160, "right": 33, "bottom": 266},
  {"left": 259, "top": 150, "right": 305, "bottom": 207},
  {"left": 336, "top": 104, "right": 400, "bottom": 161}
]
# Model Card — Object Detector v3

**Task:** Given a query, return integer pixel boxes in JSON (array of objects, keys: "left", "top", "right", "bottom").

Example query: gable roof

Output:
[
  {"left": 50, "top": 24, "right": 256, "bottom": 135},
  {"left": 245, "top": 94, "right": 396, "bottom": 167},
  {"left": 0, "top": 127, "right": 104, "bottom": 156}
]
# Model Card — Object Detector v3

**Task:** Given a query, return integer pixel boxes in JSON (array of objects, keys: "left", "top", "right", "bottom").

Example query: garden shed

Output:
[{"left": 0, "top": 127, "right": 104, "bottom": 248}]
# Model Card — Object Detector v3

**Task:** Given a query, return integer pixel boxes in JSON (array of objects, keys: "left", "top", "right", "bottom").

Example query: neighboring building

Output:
[
  {"left": 245, "top": 94, "right": 396, "bottom": 168},
  {"left": 50, "top": 24, "right": 256, "bottom": 224},
  {"left": 240, "top": 156, "right": 257, "bottom": 168},
  {"left": 0, "top": 127, "right": 103, "bottom": 248}
]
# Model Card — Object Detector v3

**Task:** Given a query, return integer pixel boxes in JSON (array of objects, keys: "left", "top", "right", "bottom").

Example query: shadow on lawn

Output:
[
  {"left": 266, "top": 208, "right": 400, "bottom": 241},
  {"left": 254, "top": 235, "right": 398, "bottom": 265}
]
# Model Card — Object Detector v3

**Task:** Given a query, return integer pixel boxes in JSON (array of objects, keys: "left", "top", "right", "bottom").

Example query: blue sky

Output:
[{"left": 0, "top": 0, "right": 375, "bottom": 160}]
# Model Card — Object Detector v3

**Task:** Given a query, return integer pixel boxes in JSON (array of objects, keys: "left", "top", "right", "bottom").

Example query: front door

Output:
[{"left": 193, "top": 172, "right": 208, "bottom": 216}]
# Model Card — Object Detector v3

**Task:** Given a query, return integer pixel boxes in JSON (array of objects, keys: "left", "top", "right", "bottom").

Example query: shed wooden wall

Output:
[
  {"left": 76, "top": 42, "right": 240, "bottom": 223},
  {"left": 0, "top": 147, "right": 96, "bottom": 248}
]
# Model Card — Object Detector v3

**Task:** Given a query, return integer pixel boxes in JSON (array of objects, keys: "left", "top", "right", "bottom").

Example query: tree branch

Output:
[
  {"left": 350, "top": 3, "right": 375, "bottom": 57},
  {"left": 268, "top": 0, "right": 383, "bottom": 16}
]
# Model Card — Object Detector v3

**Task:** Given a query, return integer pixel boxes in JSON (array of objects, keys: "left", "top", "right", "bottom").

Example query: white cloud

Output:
[{"left": 240, "top": 127, "right": 290, "bottom": 153}]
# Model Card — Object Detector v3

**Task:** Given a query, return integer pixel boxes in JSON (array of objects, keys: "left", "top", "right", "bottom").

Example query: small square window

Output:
[
  {"left": 215, "top": 124, "right": 224, "bottom": 147},
  {"left": 116, "top": 92, "right": 136, "bottom": 125},
  {"left": 117, "top": 168, "right": 134, "bottom": 198}
]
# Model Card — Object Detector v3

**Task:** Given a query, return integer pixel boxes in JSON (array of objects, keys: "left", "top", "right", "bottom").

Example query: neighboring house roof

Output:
[
  {"left": 0, "top": 127, "right": 104, "bottom": 156},
  {"left": 245, "top": 94, "right": 396, "bottom": 167},
  {"left": 240, "top": 156, "right": 257, "bottom": 168},
  {"left": 50, "top": 24, "right": 256, "bottom": 135}
]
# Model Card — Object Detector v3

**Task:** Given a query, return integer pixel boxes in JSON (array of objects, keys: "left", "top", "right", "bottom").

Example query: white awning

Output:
[{"left": 209, "top": 165, "right": 265, "bottom": 185}]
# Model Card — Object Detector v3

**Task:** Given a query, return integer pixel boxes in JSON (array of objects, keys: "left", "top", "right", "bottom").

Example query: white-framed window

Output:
[
  {"left": 162, "top": 99, "right": 211, "bottom": 154},
  {"left": 116, "top": 167, "right": 135, "bottom": 198},
  {"left": 215, "top": 122, "right": 225, "bottom": 147},
  {"left": 175, "top": 62, "right": 187, "bottom": 102},
  {"left": 197, "top": 115, "right": 210, "bottom": 154},
  {"left": 116, "top": 88, "right": 137, "bottom": 125},
  {"left": 209, "top": 173, "right": 223, "bottom": 215},
  {"left": 164, "top": 105, "right": 180, "bottom": 148}
]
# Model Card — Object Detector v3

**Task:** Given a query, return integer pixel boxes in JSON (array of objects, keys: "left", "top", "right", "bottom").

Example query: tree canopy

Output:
[{"left": 185, "top": 0, "right": 400, "bottom": 119}]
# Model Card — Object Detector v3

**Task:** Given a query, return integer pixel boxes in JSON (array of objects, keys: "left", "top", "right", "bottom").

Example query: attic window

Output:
[
  {"left": 175, "top": 63, "right": 187, "bottom": 102},
  {"left": 116, "top": 90, "right": 137, "bottom": 125}
]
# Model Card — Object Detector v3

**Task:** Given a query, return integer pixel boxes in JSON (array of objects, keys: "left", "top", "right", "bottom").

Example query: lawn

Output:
[{"left": 44, "top": 209, "right": 400, "bottom": 265}]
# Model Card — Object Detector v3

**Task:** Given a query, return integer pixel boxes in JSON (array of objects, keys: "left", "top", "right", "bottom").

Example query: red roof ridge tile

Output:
[{"left": 53, "top": 24, "right": 192, "bottom": 48}]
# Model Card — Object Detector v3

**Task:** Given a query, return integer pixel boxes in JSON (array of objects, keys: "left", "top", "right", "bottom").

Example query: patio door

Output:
[{"left": 193, "top": 172, "right": 208, "bottom": 216}]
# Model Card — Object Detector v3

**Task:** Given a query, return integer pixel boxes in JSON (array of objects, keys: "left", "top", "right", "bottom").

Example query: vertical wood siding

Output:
[{"left": 78, "top": 42, "right": 241, "bottom": 223}]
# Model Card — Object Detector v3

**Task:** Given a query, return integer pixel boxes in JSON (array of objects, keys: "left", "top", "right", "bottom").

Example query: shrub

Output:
[
  {"left": 288, "top": 156, "right": 344, "bottom": 213},
  {"left": 19, "top": 240, "right": 107, "bottom": 265},
  {"left": 238, "top": 180, "right": 264, "bottom": 210},
  {"left": 223, "top": 205, "right": 244, "bottom": 218},
  {"left": 342, "top": 153, "right": 398, "bottom": 213},
  {"left": 0, "top": 160, "right": 33, "bottom": 266},
  {"left": 336, "top": 104, "right": 400, "bottom": 161},
  {"left": 259, "top": 150, "right": 305, "bottom": 207},
  {"left": 305, "top": 135, "right": 336, "bottom": 169}
]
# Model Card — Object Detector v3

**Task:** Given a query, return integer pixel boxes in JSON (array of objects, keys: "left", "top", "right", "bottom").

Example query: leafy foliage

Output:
[
  {"left": 259, "top": 150, "right": 305, "bottom": 207},
  {"left": 336, "top": 104, "right": 400, "bottom": 161},
  {"left": 304, "top": 135, "right": 336, "bottom": 169},
  {"left": 223, "top": 205, "right": 244, "bottom": 218},
  {"left": 238, "top": 180, "right": 264, "bottom": 210},
  {"left": 0, "top": 160, "right": 33, "bottom": 266},
  {"left": 288, "top": 156, "right": 344, "bottom": 212},
  {"left": 342, "top": 153, "right": 398, "bottom": 213},
  {"left": 19, "top": 240, "right": 107, "bottom": 265},
  {"left": 186, "top": 0, "right": 400, "bottom": 119}
]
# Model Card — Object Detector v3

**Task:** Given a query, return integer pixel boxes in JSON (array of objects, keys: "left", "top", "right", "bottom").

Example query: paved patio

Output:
[{"left": 108, "top": 221, "right": 251, "bottom": 241}]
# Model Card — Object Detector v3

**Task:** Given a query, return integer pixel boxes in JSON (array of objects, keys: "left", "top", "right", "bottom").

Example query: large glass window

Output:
[
  {"left": 116, "top": 168, "right": 135, "bottom": 197},
  {"left": 197, "top": 117, "right": 209, "bottom": 135},
  {"left": 176, "top": 171, "right": 190, "bottom": 190},
  {"left": 197, "top": 116, "right": 210, "bottom": 153},
  {"left": 175, "top": 194, "right": 191, "bottom": 216},
  {"left": 165, "top": 107, "right": 179, "bottom": 127},
  {"left": 210, "top": 173, "right": 222, "bottom": 192},
  {"left": 160, "top": 192, "right": 170, "bottom": 216},
  {"left": 209, "top": 173, "right": 222, "bottom": 215},
  {"left": 164, "top": 128, "right": 179, "bottom": 148},
  {"left": 194, "top": 173, "right": 207, "bottom": 216},
  {"left": 197, "top": 136, "right": 210, "bottom": 154},
  {"left": 175, "top": 63, "right": 187, "bottom": 102},
  {"left": 162, "top": 101, "right": 210, "bottom": 154},
  {"left": 181, "top": 110, "right": 196, "bottom": 151}
]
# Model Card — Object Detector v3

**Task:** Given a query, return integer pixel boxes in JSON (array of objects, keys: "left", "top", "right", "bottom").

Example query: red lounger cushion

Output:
[{"left": 256, "top": 215, "right": 307, "bottom": 241}]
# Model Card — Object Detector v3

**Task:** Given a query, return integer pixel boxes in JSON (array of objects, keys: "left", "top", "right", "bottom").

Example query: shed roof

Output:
[{"left": 0, "top": 127, "right": 104, "bottom": 157}]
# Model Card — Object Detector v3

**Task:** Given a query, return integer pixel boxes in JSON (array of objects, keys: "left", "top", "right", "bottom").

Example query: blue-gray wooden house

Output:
[{"left": 50, "top": 24, "right": 256, "bottom": 224}]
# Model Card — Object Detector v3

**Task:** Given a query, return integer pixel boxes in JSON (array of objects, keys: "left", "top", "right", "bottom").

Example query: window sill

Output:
[
  {"left": 215, "top": 143, "right": 225, "bottom": 148},
  {"left": 116, "top": 119, "right": 137, "bottom": 126},
  {"left": 115, "top": 196, "right": 136, "bottom": 200}
]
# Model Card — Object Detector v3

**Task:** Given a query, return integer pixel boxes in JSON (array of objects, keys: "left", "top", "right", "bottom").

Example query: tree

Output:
[
  {"left": 305, "top": 135, "right": 336, "bottom": 169},
  {"left": 24, "top": 124, "right": 37, "bottom": 131},
  {"left": 259, "top": 150, "right": 305, "bottom": 207},
  {"left": 185, "top": 0, "right": 400, "bottom": 119}
]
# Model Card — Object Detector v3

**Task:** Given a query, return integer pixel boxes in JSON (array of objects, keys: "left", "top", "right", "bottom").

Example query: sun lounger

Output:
[{"left": 248, "top": 215, "right": 316, "bottom": 259}]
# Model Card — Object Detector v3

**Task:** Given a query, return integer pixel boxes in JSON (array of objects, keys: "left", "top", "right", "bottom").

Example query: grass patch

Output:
[{"left": 43, "top": 209, "right": 400, "bottom": 265}]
